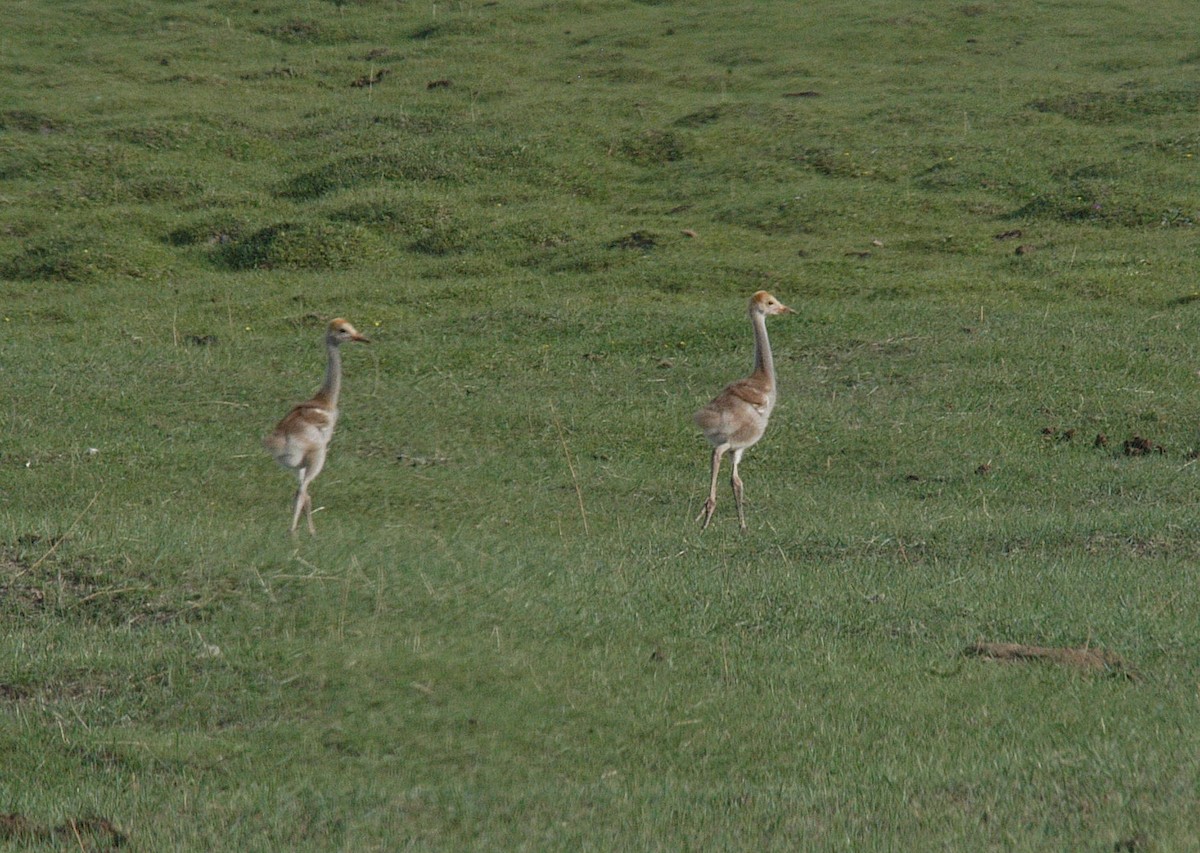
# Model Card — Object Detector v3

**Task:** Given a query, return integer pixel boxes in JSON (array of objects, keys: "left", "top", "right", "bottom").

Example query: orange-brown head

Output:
[
  {"left": 327, "top": 318, "right": 371, "bottom": 345},
  {"left": 750, "top": 290, "right": 796, "bottom": 317}
]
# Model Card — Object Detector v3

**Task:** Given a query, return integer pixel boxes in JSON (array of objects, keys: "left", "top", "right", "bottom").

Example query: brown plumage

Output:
[
  {"left": 265, "top": 318, "right": 370, "bottom": 535},
  {"left": 694, "top": 291, "right": 794, "bottom": 531}
]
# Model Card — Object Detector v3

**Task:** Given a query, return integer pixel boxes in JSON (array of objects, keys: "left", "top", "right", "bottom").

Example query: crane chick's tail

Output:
[{"left": 263, "top": 431, "right": 286, "bottom": 457}]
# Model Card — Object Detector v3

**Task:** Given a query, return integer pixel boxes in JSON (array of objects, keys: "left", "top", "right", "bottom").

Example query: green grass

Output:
[{"left": 3, "top": 0, "right": 1200, "bottom": 849}]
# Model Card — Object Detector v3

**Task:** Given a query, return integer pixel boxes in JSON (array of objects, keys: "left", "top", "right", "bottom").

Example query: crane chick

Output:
[
  {"left": 694, "top": 291, "right": 794, "bottom": 531},
  {"left": 265, "top": 318, "right": 370, "bottom": 535}
]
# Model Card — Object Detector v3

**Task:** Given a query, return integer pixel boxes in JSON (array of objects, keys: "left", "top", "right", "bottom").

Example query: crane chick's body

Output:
[
  {"left": 695, "top": 291, "right": 794, "bottom": 530},
  {"left": 266, "top": 318, "right": 369, "bottom": 535},
  {"left": 264, "top": 401, "right": 337, "bottom": 474},
  {"left": 694, "top": 376, "right": 774, "bottom": 451}
]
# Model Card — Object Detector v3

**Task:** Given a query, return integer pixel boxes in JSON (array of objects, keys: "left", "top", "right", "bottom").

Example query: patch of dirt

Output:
[
  {"left": 609, "top": 230, "right": 657, "bottom": 250},
  {"left": 64, "top": 817, "right": 127, "bottom": 849},
  {"left": 1030, "top": 86, "right": 1200, "bottom": 123},
  {"left": 1, "top": 545, "right": 45, "bottom": 612},
  {"left": 1, "top": 666, "right": 168, "bottom": 711},
  {"left": 0, "top": 813, "right": 126, "bottom": 849},
  {"left": 964, "top": 642, "right": 1137, "bottom": 679},
  {"left": 288, "top": 312, "right": 324, "bottom": 328},
  {"left": 620, "top": 129, "right": 686, "bottom": 165},
  {"left": 1082, "top": 532, "right": 1192, "bottom": 559},
  {"left": 1123, "top": 434, "right": 1165, "bottom": 456},
  {"left": 396, "top": 450, "right": 450, "bottom": 468},
  {"left": 67, "top": 744, "right": 137, "bottom": 771},
  {"left": 0, "top": 815, "right": 36, "bottom": 841},
  {"left": 266, "top": 20, "right": 323, "bottom": 44},
  {"left": 237, "top": 66, "right": 301, "bottom": 81},
  {"left": 0, "top": 110, "right": 68, "bottom": 134},
  {"left": 0, "top": 683, "right": 33, "bottom": 701},
  {"left": 2, "top": 542, "right": 203, "bottom": 628},
  {"left": 1041, "top": 426, "right": 1076, "bottom": 443},
  {"left": 351, "top": 69, "right": 388, "bottom": 88}
]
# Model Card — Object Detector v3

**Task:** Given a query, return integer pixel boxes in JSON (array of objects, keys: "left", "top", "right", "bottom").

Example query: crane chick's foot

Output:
[
  {"left": 696, "top": 498, "right": 717, "bottom": 530},
  {"left": 734, "top": 500, "right": 747, "bottom": 531}
]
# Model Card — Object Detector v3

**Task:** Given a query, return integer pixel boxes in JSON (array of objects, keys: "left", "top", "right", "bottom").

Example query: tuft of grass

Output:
[
  {"left": 214, "top": 221, "right": 382, "bottom": 271},
  {"left": 1029, "top": 84, "right": 1200, "bottom": 123},
  {"left": 279, "top": 152, "right": 455, "bottom": 200},
  {"left": 0, "top": 225, "right": 175, "bottom": 282}
]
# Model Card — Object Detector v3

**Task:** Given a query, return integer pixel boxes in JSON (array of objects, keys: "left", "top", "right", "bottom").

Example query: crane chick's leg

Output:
[
  {"left": 300, "top": 446, "right": 328, "bottom": 536},
  {"left": 289, "top": 468, "right": 308, "bottom": 535},
  {"left": 302, "top": 491, "right": 315, "bottom": 535},
  {"left": 730, "top": 448, "right": 747, "bottom": 531},
  {"left": 697, "top": 444, "right": 728, "bottom": 530}
]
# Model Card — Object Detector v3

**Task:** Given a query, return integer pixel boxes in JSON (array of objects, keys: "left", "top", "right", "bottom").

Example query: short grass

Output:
[{"left": 2, "top": 0, "right": 1200, "bottom": 849}]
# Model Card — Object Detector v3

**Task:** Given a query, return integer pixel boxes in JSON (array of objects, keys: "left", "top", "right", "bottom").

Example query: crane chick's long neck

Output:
[
  {"left": 750, "top": 309, "right": 774, "bottom": 388},
  {"left": 314, "top": 340, "right": 342, "bottom": 408}
]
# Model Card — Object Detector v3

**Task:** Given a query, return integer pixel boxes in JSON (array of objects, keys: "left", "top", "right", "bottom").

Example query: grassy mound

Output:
[{"left": 214, "top": 221, "right": 381, "bottom": 271}]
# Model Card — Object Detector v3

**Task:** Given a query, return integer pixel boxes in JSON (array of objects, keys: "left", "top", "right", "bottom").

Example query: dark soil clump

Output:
[{"left": 964, "top": 642, "right": 1137, "bottom": 679}]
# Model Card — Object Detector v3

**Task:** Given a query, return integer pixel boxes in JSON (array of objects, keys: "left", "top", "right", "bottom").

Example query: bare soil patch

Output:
[
  {"left": 1123, "top": 434, "right": 1165, "bottom": 456},
  {"left": 1, "top": 541, "right": 204, "bottom": 627},
  {"left": 1041, "top": 426, "right": 1076, "bottom": 443},
  {"left": 0, "top": 813, "right": 126, "bottom": 849},
  {"left": 351, "top": 69, "right": 388, "bottom": 88},
  {"left": 964, "top": 642, "right": 1137, "bottom": 679}
]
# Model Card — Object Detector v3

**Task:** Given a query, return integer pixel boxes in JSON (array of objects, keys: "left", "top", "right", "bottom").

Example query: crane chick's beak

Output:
[
  {"left": 352, "top": 333, "right": 371, "bottom": 343},
  {"left": 779, "top": 304, "right": 797, "bottom": 315}
]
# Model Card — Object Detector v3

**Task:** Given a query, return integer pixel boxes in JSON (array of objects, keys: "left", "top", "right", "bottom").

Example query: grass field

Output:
[{"left": 3, "top": 0, "right": 1200, "bottom": 849}]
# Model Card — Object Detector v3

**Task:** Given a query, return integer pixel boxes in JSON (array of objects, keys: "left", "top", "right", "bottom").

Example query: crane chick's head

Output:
[
  {"left": 327, "top": 318, "right": 371, "bottom": 345},
  {"left": 750, "top": 290, "right": 796, "bottom": 317}
]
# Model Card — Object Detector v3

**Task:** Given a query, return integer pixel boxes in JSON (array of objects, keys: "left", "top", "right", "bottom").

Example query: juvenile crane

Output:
[
  {"left": 694, "top": 291, "right": 795, "bottom": 531},
  {"left": 265, "top": 318, "right": 370, "bottom": 535}
]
